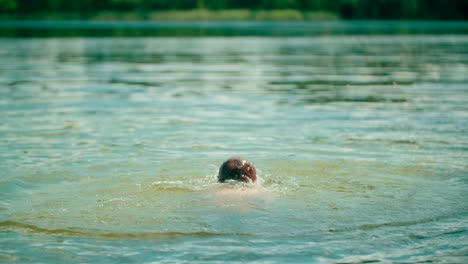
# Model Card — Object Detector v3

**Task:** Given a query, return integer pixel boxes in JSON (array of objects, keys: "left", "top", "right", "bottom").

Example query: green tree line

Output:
[{"left": 1, "top": 0, "right": 467, "bottom": 20}]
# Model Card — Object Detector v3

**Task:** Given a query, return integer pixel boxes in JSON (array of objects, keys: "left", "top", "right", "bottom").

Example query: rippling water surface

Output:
[{"left": 1, "top": 22, "right": 467, "bottom": 263}]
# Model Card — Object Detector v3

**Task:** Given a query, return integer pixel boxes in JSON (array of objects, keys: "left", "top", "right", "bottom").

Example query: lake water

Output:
[{"left": 0, "top": 21, "right": 467, "bottom": 263}]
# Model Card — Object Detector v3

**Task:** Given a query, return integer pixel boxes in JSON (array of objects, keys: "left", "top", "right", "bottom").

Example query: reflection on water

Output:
[{"left": 0, "top": 25, "right": 467, "bottom": 262}]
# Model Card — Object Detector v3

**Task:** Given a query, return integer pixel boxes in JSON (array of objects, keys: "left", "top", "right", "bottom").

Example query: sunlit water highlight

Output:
[{"left": 1, "top": 23, "right": 467, "bottom": 263}]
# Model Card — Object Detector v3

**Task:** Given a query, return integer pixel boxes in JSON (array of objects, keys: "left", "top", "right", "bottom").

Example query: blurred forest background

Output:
[{"left": 0, "top": 0, "right": 467, "bottom": 20}]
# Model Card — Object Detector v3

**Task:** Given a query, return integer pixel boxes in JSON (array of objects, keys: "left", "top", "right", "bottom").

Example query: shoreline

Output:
[
  {"left": 0, "top": 9, "right": 339, "bottom": 21},
  {"left": 1, "top": 20, "right": 468, "bottom": 38}
]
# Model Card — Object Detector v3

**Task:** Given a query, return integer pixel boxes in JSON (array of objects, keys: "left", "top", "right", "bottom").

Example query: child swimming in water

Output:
[
  {"left": 213, "top": 157, "right": 272, "bottom": 211},
  {"left": 216, "top": 157, "right": 266, "bottom": 202}
]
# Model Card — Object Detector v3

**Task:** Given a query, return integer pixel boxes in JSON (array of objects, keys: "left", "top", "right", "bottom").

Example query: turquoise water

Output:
[{"left": 1, "top": 22, "right": 468, "bottom": 262}]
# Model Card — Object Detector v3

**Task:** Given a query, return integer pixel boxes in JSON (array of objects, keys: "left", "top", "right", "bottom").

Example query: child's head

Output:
[{"left": 218, "top": 157, "right": 256, "bottom": 183}]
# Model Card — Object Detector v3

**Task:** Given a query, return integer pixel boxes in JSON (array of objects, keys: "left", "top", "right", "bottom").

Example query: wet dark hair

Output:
[{"left": 218, "top": 157, "right": 256, "bottom": 183}]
